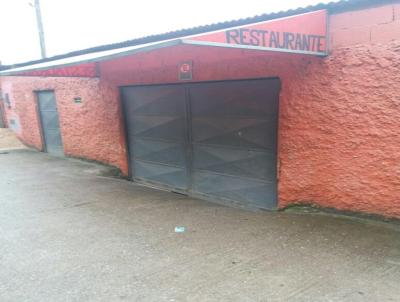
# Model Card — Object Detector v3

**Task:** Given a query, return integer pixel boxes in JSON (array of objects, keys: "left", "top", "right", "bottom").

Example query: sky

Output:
[{"left": 0, "top": 0, "right": 336, "bottom": 65}]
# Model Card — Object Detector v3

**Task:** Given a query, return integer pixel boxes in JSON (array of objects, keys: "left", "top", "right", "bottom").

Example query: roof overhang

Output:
[{"left": 0, "top": 9, "right": 328, "bottom": 77}]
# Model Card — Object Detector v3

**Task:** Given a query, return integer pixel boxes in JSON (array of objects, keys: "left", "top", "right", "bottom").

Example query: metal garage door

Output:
[
  {"left": 37, "top": 91, "right": 64, "bottom": 156},
  {"left": 121, "top": 78, "right": 280, "bottom": 209},
  {"left": 121, "top": 85, "right": 189, "bottom": 190}
]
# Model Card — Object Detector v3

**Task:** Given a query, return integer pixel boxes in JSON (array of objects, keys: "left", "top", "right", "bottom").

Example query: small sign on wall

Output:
[
  {"left": 179, "top": 61, "right": 193, "bottom": 81},
  {"left": 188, "top": 10, "right": 328, "bottom": 56},
  {"left": 73, "top": 97, "right": 82, "bottom": 104}
]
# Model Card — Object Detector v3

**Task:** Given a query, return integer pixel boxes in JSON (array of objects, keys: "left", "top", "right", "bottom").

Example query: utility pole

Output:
[{"left": 34, "top": 0, "right": 47, "bottom": 58}]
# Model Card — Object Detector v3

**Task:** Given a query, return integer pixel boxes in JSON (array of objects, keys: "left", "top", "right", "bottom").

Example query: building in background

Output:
[{"left": 1, "top": 0, "right": 399, "bottom": 218}]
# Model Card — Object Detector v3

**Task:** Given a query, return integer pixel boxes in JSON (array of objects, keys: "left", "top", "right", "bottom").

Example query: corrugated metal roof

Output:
[
  {"left": 0, "top": 0, "right": 397, "bottom": 71},
  {"left": 0, "top": 29, "right": 332, "bottom": 76},
  {"left": 0, "top": 40, "right": 183, "bottom": 75}
]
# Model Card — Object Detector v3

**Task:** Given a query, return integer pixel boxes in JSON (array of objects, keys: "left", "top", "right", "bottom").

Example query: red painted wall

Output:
[
  {"left": 1, "top": 3, "right": 400, "bottom": 217},
  {"left": 20, "top": 62, "right": 97, "bottom": 77},
  {"left": 0, "top": 77, "right": 127, "bottom": 171}
]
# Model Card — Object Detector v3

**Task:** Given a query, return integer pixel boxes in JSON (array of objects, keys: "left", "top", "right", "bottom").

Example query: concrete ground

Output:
[
  {"left": 1, "top": 149, "right": 400, "bottom": 302},
  {"left": 0, "top": 128, "right": 27, "bottom": 151}
]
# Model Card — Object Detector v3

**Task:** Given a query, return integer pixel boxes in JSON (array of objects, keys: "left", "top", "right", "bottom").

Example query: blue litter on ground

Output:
[{"left": 174, "top": 226, "right": 185, "bottom": 233}]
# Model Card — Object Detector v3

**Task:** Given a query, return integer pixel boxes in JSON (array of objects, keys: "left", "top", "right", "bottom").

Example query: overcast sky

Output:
[{"left": 0, "top": 0, "right": 336, "bottom": 64}]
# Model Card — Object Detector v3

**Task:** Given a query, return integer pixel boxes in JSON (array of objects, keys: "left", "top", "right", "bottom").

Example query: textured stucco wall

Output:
[
  {"left": 98, "top": 40, "right": 400, "bottom": 218},
  {"left": 278, "top": 41, "right": 400, "bottom": 217},
  {"left": 99, "top": 3, "right": 400, "bottom": 218},
  {"left": 0, "top": 77, "right": 127, "bottom": 171},
  {"left": 1, "top": 80, "right": 24, "bottom": 135},
  {"left": 1, "top": 3, "right": 399, "bottom": 217},
  {"left": 282, "top": 4, "right": 400, "bottom": 217}
]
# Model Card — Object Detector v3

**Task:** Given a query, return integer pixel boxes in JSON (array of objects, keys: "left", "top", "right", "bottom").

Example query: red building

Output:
[{"left": 1, "top": 0, "right": 400, "bottom": 217}]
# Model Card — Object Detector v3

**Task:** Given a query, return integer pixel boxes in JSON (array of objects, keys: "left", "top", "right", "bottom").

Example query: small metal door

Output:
[
  {"left": 0, "top": 105, "right": 4, "bottom": 128},
  {"left": 37, "top": 91, "right": 64, "bottom": 156}
]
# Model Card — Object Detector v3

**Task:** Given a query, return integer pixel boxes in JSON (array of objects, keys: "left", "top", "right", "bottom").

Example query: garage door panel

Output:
[
  {"left": 189, "top": 78, "right": 279, "bottom": 208},
  {"left": 131, "top": 138, "right": 187, "bottom": 167},
  {"left": 122, "top": 78, "right": 279, "bottom": 209},
  {"left": 190, "top": 80, "right": 279, "bottom": 117},
  {"left": 123, "top": 85, "right": 189, "bottom": 191},
  {"left": 192, "top": 145, "right": 276, "bottom": 181},
  {"left": 192, "top": 171, "right": 277, "bottom": 208},
  {"left": 192, "top": 117, "right": 277, "bottom": 150},
  {"left": 191, "top": 98, "right": 278, "bottom": 118},
  {"left": 129, "top": 116, "right": 186, "bottom": 141},
  {"left": 133, "top": 160, "right": 188, "bottom": 190},
  {"left": 121, "top": 86, "right": 185, "bottom": 116}
]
